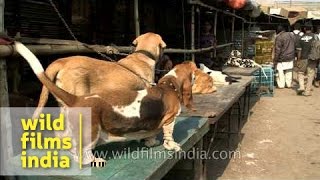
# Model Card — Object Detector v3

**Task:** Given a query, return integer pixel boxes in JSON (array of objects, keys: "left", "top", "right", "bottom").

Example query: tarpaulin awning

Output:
[
  {"left": 308, "top": 11, "right": 320, "bottom": 20},
  {"left": 262, "top": 6, "right": 320, "bottom": 25}
]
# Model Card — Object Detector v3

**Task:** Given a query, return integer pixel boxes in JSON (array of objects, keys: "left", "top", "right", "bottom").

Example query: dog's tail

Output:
[
  {"left": 15, "top": 42, "right": 77, "bottom": 108},
  {"left": 33, "top": 60, "right": 66, "bottom": 119}
]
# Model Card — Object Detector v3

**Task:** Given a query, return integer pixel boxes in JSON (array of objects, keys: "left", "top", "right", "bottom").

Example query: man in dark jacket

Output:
[
  {"left": 291, "top": 23, "right": 304, "bottom": 87},
  {"left": 296, "top": 22, "right": 318, "bottom": 96},
  {"left": 274, "top": 25, "right": 295, "bottom": 88}
]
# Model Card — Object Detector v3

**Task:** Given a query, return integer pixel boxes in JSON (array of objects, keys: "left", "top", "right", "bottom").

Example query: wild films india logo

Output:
[{"left": 0, "top": 107, "right": 92, "bottom": 176}]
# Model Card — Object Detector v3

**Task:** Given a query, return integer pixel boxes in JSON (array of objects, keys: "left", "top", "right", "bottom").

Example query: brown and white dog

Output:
[
  {"left": 15, "top": 41, "right": 197, "bottom": 165},
  {"left": 33, "top": 32, "right": 166, "bottom": 118},
  {"left": 192, "top": 69, "right": 217, "bottom": 94}
]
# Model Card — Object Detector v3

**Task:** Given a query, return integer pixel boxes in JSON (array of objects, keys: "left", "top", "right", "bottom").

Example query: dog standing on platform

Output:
[
  {"left": 15, "top": 41, "right": 197, "bottom": 166},
  {"left": 32, "top": 32, "right": 166, "bottom": 119}
]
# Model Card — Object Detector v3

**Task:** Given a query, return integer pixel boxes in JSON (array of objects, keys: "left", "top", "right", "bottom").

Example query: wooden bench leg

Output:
[
  {"left": 242, "top": 85, "right": 250, "bottom": 119},
  {"left": 203, "top": 122, "right": 217, "bottom": 180},
  {"left": 194, "top": 138, "right": 204, "bottom": 180},
  {"left": 247, "top": 84, "right": 251, "bottom": 119},
  {"left": 227, "top": 108, "right": 232, "bottom": 147},
  {"left": 236, "top": 100, "right": 242, "bottom": 134}
]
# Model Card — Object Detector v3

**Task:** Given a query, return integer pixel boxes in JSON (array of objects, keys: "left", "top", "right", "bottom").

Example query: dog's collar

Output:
[{"left": 134, "top": 50, "right": 157, "bottom": 61}]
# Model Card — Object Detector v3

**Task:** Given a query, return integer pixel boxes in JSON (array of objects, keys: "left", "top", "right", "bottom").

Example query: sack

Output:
[{"left": 308, "top": 35, "right": 320, "bottom": 61}]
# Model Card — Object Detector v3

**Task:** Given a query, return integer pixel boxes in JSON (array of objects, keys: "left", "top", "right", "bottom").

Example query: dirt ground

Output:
[{"left": 208, "top": 88, "right": 320, "bottom": 180}]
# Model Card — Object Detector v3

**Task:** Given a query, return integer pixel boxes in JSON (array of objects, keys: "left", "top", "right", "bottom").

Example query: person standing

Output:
[
  {"left": 291, "top": 23, "right": 304, "bottom": 87},
  {"left": 296, "top": 22, "right": 318, "bottom": 96},
  {"left": 274, "top": 25, "right": 296, "bottom": 89},
  {"left": 196, "top": 21, "right": 217, "bottom": 68},
  {"left": 314, "top": 26, "right": 320, "bottom": 88}
]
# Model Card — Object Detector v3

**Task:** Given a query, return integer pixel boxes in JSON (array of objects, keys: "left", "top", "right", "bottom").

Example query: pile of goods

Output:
[{"left": 225, "top": 50, "right": 261, "bottom": 68}]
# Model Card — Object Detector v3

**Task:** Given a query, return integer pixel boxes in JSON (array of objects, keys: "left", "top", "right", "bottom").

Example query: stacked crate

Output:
[
  {"left": 254, "top": 39, "right": 274, "bottom": 64},
  {"left": 253, "top": 30, "right": 276, "bottom": 65}
]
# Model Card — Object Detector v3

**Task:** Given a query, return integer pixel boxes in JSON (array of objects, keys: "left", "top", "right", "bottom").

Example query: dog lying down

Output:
[
  {"left": 15, "top": 41, "right": 197, "bottom": 166},
  {"left": 199, "top": 64, "right": 240, "bottom": 85},
  {"left": 192, "top": 69, "right": 217, "bottom": 94}
]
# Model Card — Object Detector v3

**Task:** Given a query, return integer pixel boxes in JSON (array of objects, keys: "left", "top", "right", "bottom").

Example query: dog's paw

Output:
[
  {"left": 186, "top": 104, "right": 197, "bottom": 112},
  {"left": 145, "top": 138, "right": 160, "bottom": 147},
  {"left": 163, "top": 140, "right": 181, "bottom": 152},
  {"left": 91, "top": 158, "right": 107, "bottom": 168}
]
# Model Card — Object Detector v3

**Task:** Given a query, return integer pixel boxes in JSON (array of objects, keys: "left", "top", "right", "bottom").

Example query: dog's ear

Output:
[
  {"left": 189, "top": 61, "right": 198, "bottom": 72},
  {"left": 156, "top": 34, "right": 167, "bottom": 48},
  {"left": 160, "top": 39, "right": 167, "bottom": 48},
  {"left": 182, "top": 81, "right": 195, "bottom": 111},
  {"left": 132, "top": 36, "right": 140, "bottom": 46},
  {"left": 181, "top": 76, "right": 196, "bottom": 111}
]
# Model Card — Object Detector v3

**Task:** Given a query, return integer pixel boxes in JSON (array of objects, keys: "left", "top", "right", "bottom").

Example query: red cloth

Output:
[{"left": 0, "top": 38, "right": 13, "bottom": 45}]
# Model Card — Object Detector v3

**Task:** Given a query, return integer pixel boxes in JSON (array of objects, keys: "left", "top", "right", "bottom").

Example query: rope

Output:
[
  {"left": 47, "top": 0, "right": 155, "bottom": 86},
  {"left": 48, "top": 0, "right": 115, "bottom": 61}
]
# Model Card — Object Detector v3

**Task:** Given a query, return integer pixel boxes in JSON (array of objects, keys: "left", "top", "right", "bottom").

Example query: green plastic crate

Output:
[{"left": 251, "top": 67, "right": 274, "bottom": 97}]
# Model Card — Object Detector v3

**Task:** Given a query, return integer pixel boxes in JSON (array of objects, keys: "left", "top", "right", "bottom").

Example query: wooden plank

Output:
[
  {"left": 222, "top": 66, "right": 260, "bottom": 76},
  {"left": 8, "top": 116, "right": 209, "bottom": 180}
]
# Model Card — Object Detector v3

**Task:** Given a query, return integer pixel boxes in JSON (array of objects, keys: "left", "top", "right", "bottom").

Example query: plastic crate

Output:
[{"left": 251, "top": 67, "right": 274, "bottom": 97}]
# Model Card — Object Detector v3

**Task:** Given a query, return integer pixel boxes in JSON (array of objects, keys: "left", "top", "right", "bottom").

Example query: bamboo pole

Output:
[
  {"left": 165, "top": 43, "right": 233, "bottom": 54},
  {"left": 191, "top": 5, "right": 195, "bottom": 61},
  {"left": 241, "top": 21, "right": 245, "bottom": 56},
  {"left": 0, "top": 43, "right": 233, "bottom": 58},
  {"left": 134, "top": 0, "right": 140, "bottom": 37},
  {"left": 0, "top": 44, "right": 130, "bottom": 57},
  {"left": 231, "top": 10, "right": 235, "bottom": 46},
  {"left": 18, "top": 37, "right": 83, "bottom": 45},
  {"left": 197, "top": 7, "right": 200, "bottom": 50}
]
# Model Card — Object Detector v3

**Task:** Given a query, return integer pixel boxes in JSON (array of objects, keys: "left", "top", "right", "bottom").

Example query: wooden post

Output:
[
  {"left": 241, "top": 21, "right": 245, "bottom": 56},
  {"left": 214, "top": 11, "right": 218, "bottom": 58},
  {"left": 231, "top": 10, "right": 235, "bottom": 48},
  {"left": 0, "top": 0, "right": 14, "bottom": 175},
  {"left": 134, "top": 0, "right": 140, "bottom": 37},
  {"left": 191, "top": 5, "right": 195, "bottom": 61},
  {"left": 197, "top": 7, "right": 200, "bottom": 51}
]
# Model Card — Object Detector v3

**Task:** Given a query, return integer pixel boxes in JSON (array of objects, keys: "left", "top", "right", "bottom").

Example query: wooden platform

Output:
[{"left": 222, "top": 66, "right": 260, "bottom": 76}]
